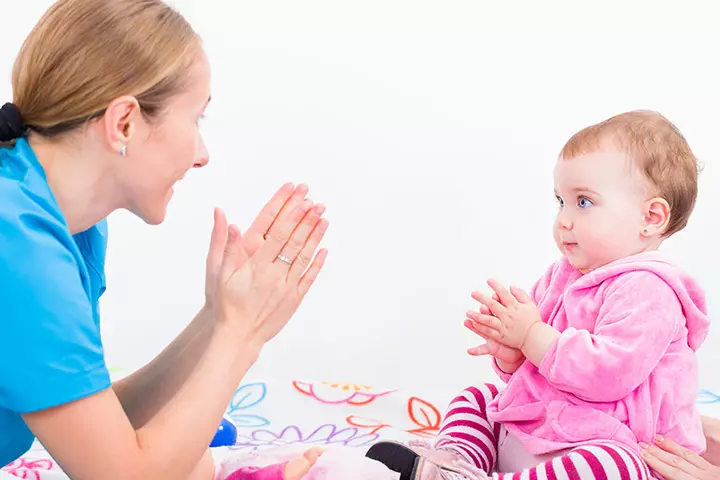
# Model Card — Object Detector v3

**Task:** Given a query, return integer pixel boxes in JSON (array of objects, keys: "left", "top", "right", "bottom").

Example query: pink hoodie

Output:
[{"left": 486, "top": 252, "right": 710, "bottom": 456}]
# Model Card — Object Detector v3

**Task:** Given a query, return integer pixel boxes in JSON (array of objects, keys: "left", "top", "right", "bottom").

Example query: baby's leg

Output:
[
  {"left": 434, "top": 383, "right": 503, "bottom": 472},
  {"left": 366, "top": 383, "right": 502, "bottom": 478},
  {"left": 491, "top": 442, "right": 652, "bottom": 480}
]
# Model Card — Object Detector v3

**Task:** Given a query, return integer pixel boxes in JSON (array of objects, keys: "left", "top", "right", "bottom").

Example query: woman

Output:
[
  {"left": 641, "top": 416, "right": 720, "bottom": 480},
  {"left": 1, "top": 0, "right": 327, "bottom": 479}
]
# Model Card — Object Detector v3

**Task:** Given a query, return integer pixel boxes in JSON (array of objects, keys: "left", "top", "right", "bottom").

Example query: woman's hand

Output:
[
  {"left": 204, "top": 184, "right": 329, "bottom": 348},
  {"left": 204, "top": 183, "right": 301, "bottom": 303},
  {"left": 640, "top": 434, "right": 720, "bottom": 480}
]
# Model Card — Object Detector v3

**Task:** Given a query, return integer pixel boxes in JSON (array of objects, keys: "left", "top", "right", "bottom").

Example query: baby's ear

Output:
[{"left": 642, "top": 197, "right": 671, "bottom": 237}]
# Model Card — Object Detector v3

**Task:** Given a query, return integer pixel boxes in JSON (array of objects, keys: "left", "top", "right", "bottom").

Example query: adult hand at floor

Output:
[{"left": 641, "top": 417, "right": 720, "bottom": 479}]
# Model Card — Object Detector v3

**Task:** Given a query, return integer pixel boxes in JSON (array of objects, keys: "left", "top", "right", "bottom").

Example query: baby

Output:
[{"left": 366, "top": 110, "right": 711, "bottom": 479}]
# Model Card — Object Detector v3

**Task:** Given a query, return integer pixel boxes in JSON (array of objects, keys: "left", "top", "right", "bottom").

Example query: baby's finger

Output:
[
  {"left": 464, "top": 318, "right": 503, "bottom": 341},
  {"left": 487, "top": 279, "right": 517, "bottom": 307},
  {"left": 471, "top": 291, "right": 505, "bottom": 318},
  {"left": 467, "top": 344, "right": 492, "bottom": 356},
  {"left": 510, "top": 286, "right": 532, "bottom": 304},
  {"left": 467, "top": 312, "right": 502, "bottom": 330}
]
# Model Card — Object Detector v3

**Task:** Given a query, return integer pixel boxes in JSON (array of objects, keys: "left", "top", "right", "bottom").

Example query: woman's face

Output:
[{"left": 118, "top": 50, "right": 212, "bottom": 225}]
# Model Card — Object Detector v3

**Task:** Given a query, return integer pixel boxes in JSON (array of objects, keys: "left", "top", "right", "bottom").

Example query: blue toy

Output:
[{"left": 210, "top": 416, "right": 238, "bottom": 447}]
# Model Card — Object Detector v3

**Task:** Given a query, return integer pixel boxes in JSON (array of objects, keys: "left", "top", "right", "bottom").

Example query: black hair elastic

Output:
[{"left": 0, "top": 103, "right": 26, "bottom": 141}]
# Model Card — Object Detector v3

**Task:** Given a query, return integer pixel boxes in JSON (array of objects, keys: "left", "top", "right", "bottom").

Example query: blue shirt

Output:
[{"left": 0, "top": 138, "right": 111, "bottom": 467}]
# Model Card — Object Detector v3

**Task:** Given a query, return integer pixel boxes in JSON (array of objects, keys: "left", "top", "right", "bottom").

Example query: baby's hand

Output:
[
  {"left": 465, "top": 293, "right": 525, "bottom": 372},
  {"left": 465, "top": 320, "right": 524, "bottom": 363},
  {"left": 470, "top": 279, "right": 542, "bottom": 350}
]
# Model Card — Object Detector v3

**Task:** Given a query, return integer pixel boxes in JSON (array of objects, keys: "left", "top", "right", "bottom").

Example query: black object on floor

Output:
[{"left": 366, "top": 441, "right": 421, "bottom": 480}]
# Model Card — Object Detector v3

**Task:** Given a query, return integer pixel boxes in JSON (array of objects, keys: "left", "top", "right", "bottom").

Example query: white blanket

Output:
[{"left": 3, "top": 373, "right": 719, "bottom": 479}]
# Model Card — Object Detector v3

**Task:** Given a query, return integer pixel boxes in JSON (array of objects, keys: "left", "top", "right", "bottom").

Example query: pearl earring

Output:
[{"left": 120, "top": 144, "right": 127, "bottom": 157}]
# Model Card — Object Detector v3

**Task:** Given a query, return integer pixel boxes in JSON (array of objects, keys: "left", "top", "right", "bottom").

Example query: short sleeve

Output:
[{"left": 0, "top": 185, "right": 111, "bottom": 413}]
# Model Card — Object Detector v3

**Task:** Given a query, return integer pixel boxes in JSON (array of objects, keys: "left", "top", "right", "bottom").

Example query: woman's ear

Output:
[{"left": 102, "top": 95, "right": 140, "bottom": 155}]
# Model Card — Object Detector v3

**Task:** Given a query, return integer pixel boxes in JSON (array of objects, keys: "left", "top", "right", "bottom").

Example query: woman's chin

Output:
[{"left": 131, "top": 194, "right": 171, "bottom": 226}]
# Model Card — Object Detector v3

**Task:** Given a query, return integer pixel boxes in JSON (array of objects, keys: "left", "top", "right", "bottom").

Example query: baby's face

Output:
[{"left": 553, "top": 150, "right": 651, "bottom": 273}]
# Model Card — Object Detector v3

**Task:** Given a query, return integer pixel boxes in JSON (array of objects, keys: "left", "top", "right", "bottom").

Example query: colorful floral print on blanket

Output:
[{"left": 292, "top": 380, "right": 395, "bottom": 406}]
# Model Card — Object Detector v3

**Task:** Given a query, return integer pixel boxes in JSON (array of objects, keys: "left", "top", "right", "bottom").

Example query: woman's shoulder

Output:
[
  {"left": 0, "top": 176, "right": 72, "bottom": 257},
  {"left": 1, "top": 138, "right": 67, "bottom": 230},
  {"left": 1, "top": 140, "right": 108, "bottom": 300}
]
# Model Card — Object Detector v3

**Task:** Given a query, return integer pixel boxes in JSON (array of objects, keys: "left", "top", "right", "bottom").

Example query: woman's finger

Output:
[
  {"left": 298, "top": 248, "right": 329, "bottom": 297},
  {"left": 654, "top": 436, "right": 714, "bottom": 470},
  {"left": 640, "top": 444, "right": 701, "bottom": 479},
  {"left": 206, "top": 208, "right": 228, "bottom": 273},
  {"left": 256, "top": 198, "right": 314, "bottom": 264},
  {"left": 206, "top": 208, "right": 229, "bottom": 295},
  {"left": 266, "top": 184, "right": 309, "bottom": 234},
  {"left": 287, "top": 217, "right": 329, "bottom": 281},
  {"left": 276, "top": 204, "right": 326, "bottom": 274},
  {"left": 220, "top": 225, "right": 248, "bottom": 282},
  {"left": 246, "top": 183, "right": 296, "bottom": 240},
  {"left": 640, "top": 447, "right": 701, "bottom": 480}
]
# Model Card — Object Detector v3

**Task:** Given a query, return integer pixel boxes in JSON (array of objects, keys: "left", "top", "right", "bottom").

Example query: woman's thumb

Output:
[
  {"left": 206, "top": 208, "right": 228, "bottom": 276},
  {"left": 220, "top": 224, "right": 248, "bottom": 281}
]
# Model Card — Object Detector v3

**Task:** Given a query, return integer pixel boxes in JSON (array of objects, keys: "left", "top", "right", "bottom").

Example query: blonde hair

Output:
[
  {"left": 560, "top": 110, "right": 699, "bottom": 237},
  {"left": 11, "top": 0, "right": 201, "bottom": 137}
]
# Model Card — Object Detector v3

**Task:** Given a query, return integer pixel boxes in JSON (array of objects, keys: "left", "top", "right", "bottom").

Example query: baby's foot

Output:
[
  {"left": 283, "top": 447, "right": 324, "bottom": 480},
  {"left": 366, "top": 441, "right": 489, "bottom": 479}
]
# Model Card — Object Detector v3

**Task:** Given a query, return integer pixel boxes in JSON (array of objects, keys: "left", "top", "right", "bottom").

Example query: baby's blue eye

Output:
[{"left": 578, "top": 196, "right": 593, "bottom": 208}]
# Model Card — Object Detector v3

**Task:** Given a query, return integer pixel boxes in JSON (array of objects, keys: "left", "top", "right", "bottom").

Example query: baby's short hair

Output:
[{"left": 560, "top": 110, "right": 699, "bottom": 237}]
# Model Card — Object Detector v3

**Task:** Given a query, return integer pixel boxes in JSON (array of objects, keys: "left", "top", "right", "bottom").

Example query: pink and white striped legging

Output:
[{"left": 435, "top": 384, "right": 654, "bottom": 480}]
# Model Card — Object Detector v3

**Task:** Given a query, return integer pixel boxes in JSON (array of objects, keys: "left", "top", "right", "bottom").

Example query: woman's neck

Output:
[{"left": 29, "top": 136, "right": 121, "bottom": 234}]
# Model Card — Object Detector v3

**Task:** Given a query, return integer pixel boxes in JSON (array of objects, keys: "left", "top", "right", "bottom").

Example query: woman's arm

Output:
[
  {"left": 24, "top": 324, "right": 259, "bottom": 480},
  {"left": 24, "top": 189, "right": 328, "bottom": 480},
  {"left": 113, "top": 185, "right": 299, "bottom": 437},
  {"left": 112, "top": 307, "right": 216, "bottom": 429}
]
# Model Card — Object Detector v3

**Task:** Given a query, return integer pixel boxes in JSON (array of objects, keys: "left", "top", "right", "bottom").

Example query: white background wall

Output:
[{"left": 2, "top": 0, "right": 719, "bottom": 395}]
